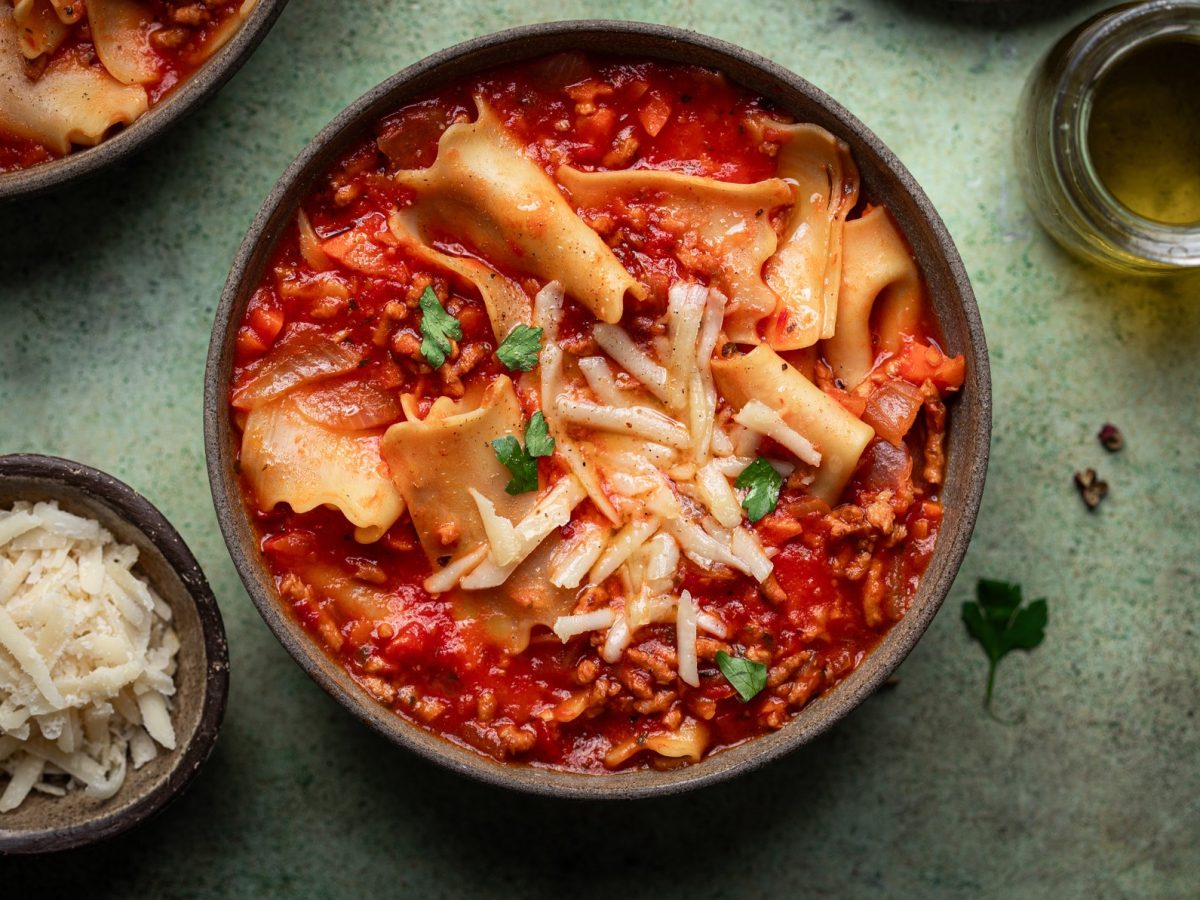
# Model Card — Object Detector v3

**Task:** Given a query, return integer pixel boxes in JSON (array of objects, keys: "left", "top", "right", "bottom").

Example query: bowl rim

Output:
[
  {"left": 204, "top": 19, "right": 992, "bottom": 800},
  {"left": 0, "top": 453, "right": 230, "bottom": 854},
  {"left": 0, "top": 0, "right": 290, "bottom": 202}
]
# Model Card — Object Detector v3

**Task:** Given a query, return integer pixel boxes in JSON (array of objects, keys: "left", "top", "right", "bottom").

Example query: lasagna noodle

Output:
[
  {"left": 380, "top": 375, "right": 537, "bottom": 563},
  {"left": 239, "top": 390, "right": 405, "bottom": 543},
  {"left": 557, "top": 165, "right": 792, "bottom": 344},
  {"left": 711, "top": 344, "right": 874, "bottom": 503},
  {"left": 761, "top": 122, "right": 859, "bottom": 350},
  {"left": 12, "top": 0, "right": 68, "bottom": 58},
  {"left": 825, "top": 205, "right": 923, "bottom": 389},
  {"left": 392, "top": 96, "right": 642, "bottom": 324},
  {"left": 0, "top": 10, "right": 148, "bottom": 154},
  {"left": 88, "top": 0, "right": 160, "bottom": 85}
]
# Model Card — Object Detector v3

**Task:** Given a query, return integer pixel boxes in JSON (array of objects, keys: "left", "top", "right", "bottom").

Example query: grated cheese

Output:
[{"left": 0, "top": 501, "right": 179, "bottom": 813}]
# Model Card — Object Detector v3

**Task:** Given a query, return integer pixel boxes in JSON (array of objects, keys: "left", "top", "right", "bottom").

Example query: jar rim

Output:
[{"left": 1049, "top": 0, "right": 1200, "bottom": 267}]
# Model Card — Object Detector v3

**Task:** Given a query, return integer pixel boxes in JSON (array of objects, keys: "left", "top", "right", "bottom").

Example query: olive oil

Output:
[{"left": 1086, "top": 39, "right": 1200, "bottom": 226}]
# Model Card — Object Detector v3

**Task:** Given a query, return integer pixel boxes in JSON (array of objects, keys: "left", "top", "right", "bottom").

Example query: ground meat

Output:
[
  {"left": 626, "top": 644, "right": 677, "bottom": 684},
  {"left": 861, "top": 559, "right": 888, "bottom": 627},
  {"left": 617, "top": 665, "right": 655, "bottom": 700},
  {"left": 439, "top": 342, "right": 489, "bottom": 399},
  {"left": 922, "top": 392, "right": 947, "bottom": 485}
]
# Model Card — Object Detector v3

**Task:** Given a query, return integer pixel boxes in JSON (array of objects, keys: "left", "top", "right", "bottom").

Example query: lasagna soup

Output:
[
  {"left": 229, "top": 54, "right": 965, "bottom": 772},
  {"left": 0, "top": 0, "right": 258, "bottom": 171}
]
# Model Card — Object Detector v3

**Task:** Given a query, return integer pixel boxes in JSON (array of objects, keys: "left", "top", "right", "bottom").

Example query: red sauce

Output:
[
  {"left": 0, "top": 1, "right": 248, "bottom": 172},
  {"left": 230, "top": 55, "right": 965, "bottom": 772}
]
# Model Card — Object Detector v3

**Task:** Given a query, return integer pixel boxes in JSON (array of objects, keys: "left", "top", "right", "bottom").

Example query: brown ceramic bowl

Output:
[
  {"left": 204, "top": 21, "right": 991, "bottom": 799},
  {"left": 0, "top": 455, "right": 229, "bottom": 854},
  {"left": 0, "top": 0, "right": 289, "bottom": 202}
]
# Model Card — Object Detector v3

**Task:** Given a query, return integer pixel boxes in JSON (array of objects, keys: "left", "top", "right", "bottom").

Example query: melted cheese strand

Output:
[
  {"left": 733, "top": 399, "right": 822, "bottom": 467},
  {"left": 593, "top": 324, "right": 671, "bottom": 403},
  {"left": 556, "top": 397, "right": 690, "bottom": 448},
  {"left": 676, "top": 590, "right": 700, "bottom": 687}
]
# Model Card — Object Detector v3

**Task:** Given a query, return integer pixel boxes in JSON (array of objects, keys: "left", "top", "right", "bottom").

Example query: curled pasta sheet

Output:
[
  {"left": 382, "top": 376, "right": 580, "bottom": 652},
  {"left": 13, "top": 0, "right": 69, "bottom": 59},
  {"left": 88, "top": 0, "right": 160, "bottom": 85},
  {"left": 380, "top": 376, "right": 536, "bottom": 563},
  {"left": 186, "top": 0, "right": 258, "bottom": 65},
  {"left": 392, "top": 96, "right": 641, "bottom": 324},
  {"left": 240, "top": 389, "right": 405, "bottom": 544},
  {"left": 387, "top": 210, "right": 530, "bottom": 343},
  {"left": 0, "top": 10, "right": 147, "bottom": 153},
  {"left": 557, "top": 165, "right": 791, "bottom": 344},
  {"left": 825, "top": 205, "right": 924, "bottom": 389},
  {"left": 760, "top": 122, "right": 859, "bottom": 350},
  {"left": 712, "top": 344, "right": 874, "bottom": 504}
]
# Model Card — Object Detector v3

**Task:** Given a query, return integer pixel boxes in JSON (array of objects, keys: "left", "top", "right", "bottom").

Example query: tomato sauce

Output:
[
  {"left": 231, "top": 55, "right": 964, "bottom": 772},
  {"left": 0, "top": 0, "right": 248, "bottom": 172}
]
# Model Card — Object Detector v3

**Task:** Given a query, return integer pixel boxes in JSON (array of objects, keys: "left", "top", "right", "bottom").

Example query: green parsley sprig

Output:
[
  {"left": 962, "top": 579, "right": 1048, "bottom": 709},
  {"left": 491, "top": 412, "right": 555, "bottom": 495},
  {"left": 496, "top": 324, "right": 544, "bottom": 372},
  {"left": 418, "top": 287, "right": 462, "bottom": 369},
  {"left": 735, "top": 457, "right": 783, "bottom": 523}
]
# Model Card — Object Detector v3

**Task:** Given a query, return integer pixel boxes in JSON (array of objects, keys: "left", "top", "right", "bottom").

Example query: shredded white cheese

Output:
[{"left": 0, "top": 501, "right": 179, "bottom": 813}]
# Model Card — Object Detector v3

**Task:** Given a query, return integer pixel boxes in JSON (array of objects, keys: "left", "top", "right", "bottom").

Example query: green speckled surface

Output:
[{"left": 3, "top": 0, "right": 1198, "bottom": 895}]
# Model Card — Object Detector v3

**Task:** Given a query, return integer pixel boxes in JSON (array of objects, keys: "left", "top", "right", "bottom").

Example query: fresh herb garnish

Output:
[
  {"left": 417, "top": 286, "right": 462, "bottom": 369},
  {"left": 961, "top": 579, "right": 1048, "bottom": 708},
  {"left": 735, "top": 457, "right": 783, "bottom": 523},
  {"left": 524, "top": 411, "right": 555, "bottom": 458},
  {"left": 492, "top": 436, "right": 538, "bottom": 495},
  {"left": 496, "top": 324, "right": 544, "bottom": 372},
  {"left": 716, "top": 650, "right": 768, "bottom": 702},
  {"left": 491, "top": 414, "right": 555, "bottom": 495}
]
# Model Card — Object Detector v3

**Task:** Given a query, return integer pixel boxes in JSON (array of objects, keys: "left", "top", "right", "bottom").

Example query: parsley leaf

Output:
[
  {"left": 716, "top": 651, "right": 768, "bottom": 702},
  {"left": 962, "top": 579, "right": 1048, "bottom": 708},
  {"left": 735, "top": 457, "right": 783, "bottom": 522},
  {"left": 491, "top": 414, "right": 554, "bottom": 494},
  {"left": 496, "top": 324, "right": 544, "bottom": 372},
  {"left": 491, "top": 435, "right": 539, "bottom": 495},
  {"left": 524, "top": 411, "right": 555, "bottom": 458},
  {"left": 418, "top": 286, "right": 462, "bottom": 369}
]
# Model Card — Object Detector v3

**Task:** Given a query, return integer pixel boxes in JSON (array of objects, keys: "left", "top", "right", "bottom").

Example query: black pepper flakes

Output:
[
  {"left": 1098, "top": 423, "right": 1124, "bottom": 452},
  {"left": 1074, "top": 468, "right": 1109, "bottom": 510}
]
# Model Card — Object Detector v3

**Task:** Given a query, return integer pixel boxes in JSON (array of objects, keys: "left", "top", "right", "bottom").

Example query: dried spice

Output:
[
  {"left": 1098, "top": 423, "right": 1124, "bottom": 452},
  {"left": 1074, "top": 468, "right": 1109, "bottom": 510}
]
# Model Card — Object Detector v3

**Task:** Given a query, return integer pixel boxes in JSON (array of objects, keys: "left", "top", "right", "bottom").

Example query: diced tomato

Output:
[{"left": 895, "top": 337, "right": 965, "bottom": 391}]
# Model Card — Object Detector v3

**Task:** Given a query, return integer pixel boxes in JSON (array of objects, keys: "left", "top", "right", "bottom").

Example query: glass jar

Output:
[{"left": 1016, "top": 1, "right": 1200, "bottom": 273}]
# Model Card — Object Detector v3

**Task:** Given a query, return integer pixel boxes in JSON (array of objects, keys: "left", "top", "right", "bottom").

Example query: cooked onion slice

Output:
[{"left": 233, "top": 328, "right": 362, "bottom": 410}]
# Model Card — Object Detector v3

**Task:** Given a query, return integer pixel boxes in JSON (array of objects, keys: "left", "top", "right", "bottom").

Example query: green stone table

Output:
[{"left": 4, "top": 1, "right": 1197, "bottom": 895}]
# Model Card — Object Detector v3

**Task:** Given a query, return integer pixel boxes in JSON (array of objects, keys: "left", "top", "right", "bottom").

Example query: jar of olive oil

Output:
[{"left": 1017, "top": 1, "right": 1200, "bottom": 272}]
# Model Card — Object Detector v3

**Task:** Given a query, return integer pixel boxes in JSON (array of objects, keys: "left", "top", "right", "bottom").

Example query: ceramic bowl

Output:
[
  {"left": 0, "top": 0, "right": 289, "bottom": 202},
  {"left": 0, "top": 454, "right": 229, "bottom": 854},
  {"left": 205, "top": 21, "right": 991, "bottom": 799}
]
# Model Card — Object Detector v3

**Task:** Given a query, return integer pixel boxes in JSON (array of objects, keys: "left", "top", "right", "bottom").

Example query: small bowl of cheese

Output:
[{"left": 0, "top": 454, "right": 228, "bottom": 854}]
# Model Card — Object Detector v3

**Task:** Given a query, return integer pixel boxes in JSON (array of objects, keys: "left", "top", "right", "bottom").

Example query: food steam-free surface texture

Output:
[
  {"left": 3, "top": 0, "right": 1197, "bottom": 894},
  {"left": 228, "top": 54, "right": 964, "bottom": 772}
]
